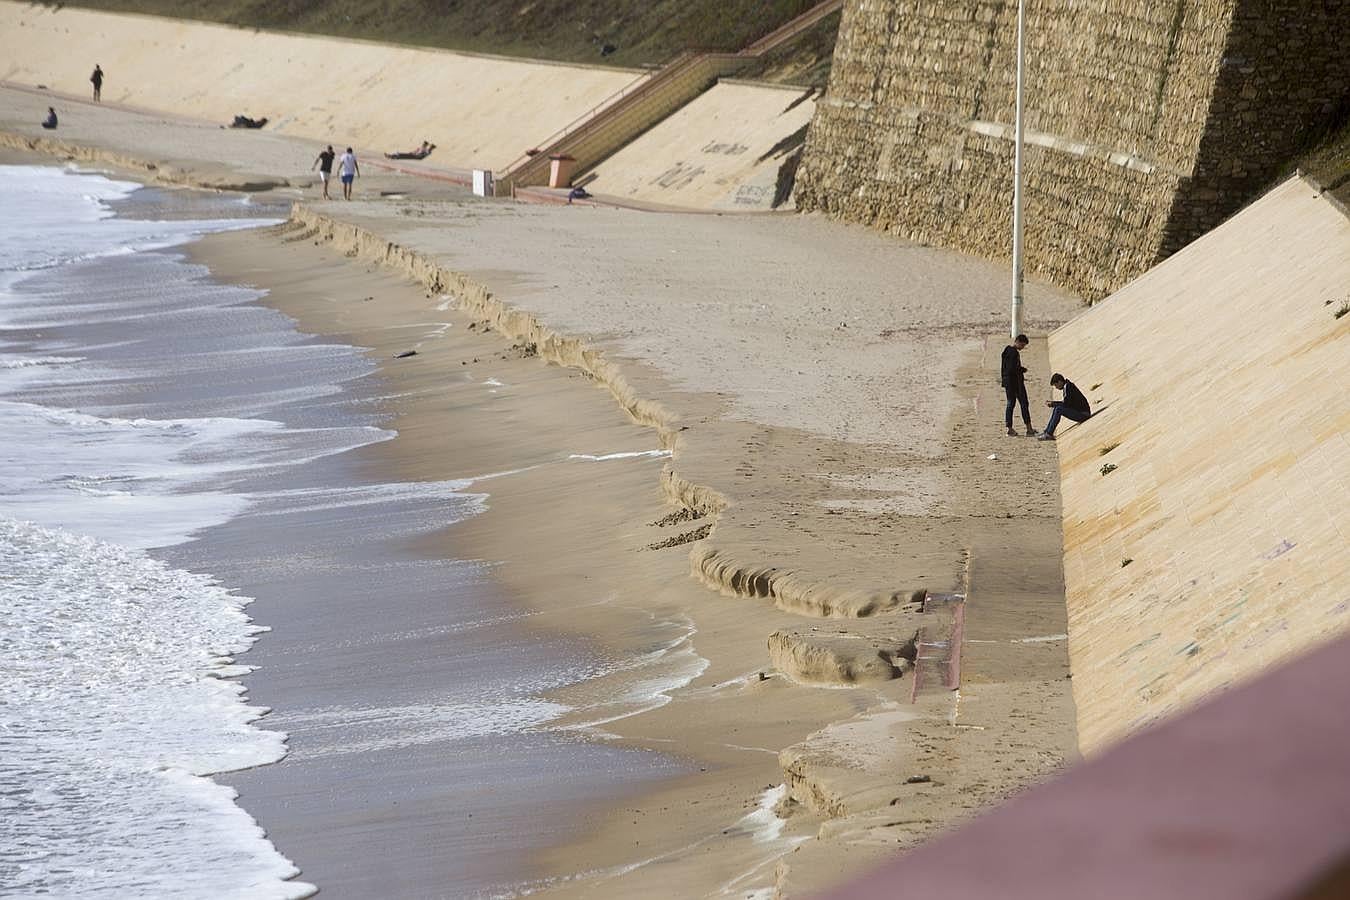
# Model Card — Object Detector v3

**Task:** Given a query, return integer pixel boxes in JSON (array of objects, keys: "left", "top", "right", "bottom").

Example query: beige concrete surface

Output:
[
  {"left": 0, "top": 1, "right": 639, "bottom": 169},
  {"left": 581, "top": 80, "right": 816, "bottom": 210},
  {"left": 1048, "top": 176, "right": 1350, "bottom": 754}
]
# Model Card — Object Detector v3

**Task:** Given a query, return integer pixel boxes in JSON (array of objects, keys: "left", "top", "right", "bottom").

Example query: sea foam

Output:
[
  {"left": 0, "top": 165, "right": 317, "bottom": 897},
  {"left": 0, "top": 519, "right": 314, "bottom": 898}
]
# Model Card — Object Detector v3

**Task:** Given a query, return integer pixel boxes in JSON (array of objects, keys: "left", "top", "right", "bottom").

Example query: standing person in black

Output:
[
  {"left": 311, "top": 145, "right": 336, "bottom": 200},
  {"left": 1038, "top": 373, "right": 1092, "bottom": 440},
  {"left": 1001, "top": 334, "right": 1036, "bottom": 437},
  {"left": 90, "top": 65, "right": 103, "bottom": 102}
]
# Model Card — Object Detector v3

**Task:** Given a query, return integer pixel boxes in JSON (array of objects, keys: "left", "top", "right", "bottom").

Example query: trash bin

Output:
[{"left": 548, "top": 155, "right": 577, "bottom": 188}]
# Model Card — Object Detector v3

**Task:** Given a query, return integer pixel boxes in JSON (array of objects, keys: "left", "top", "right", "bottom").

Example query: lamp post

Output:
[{"left": 1010, "top": 0, "right": 1026, "bottom": 338}]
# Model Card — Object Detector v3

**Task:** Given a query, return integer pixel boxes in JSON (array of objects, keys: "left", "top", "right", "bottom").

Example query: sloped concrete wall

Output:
[
  {"left": 581, "top": 81, "right": 816, "bottom": 210},
  {"left": 0, "top": 1, "right": 639, "bottom": 169},
  {"left": 796, "top": 0, "right": 1349, "bottom": 300},
  {"left": 1047, "top": 176, "right": 1350, "bottom": 753}
]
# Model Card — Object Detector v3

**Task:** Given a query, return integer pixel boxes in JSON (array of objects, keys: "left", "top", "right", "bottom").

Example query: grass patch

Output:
[
  {"left": 737, "top": 9, "right": 840, "bottom": 88},
  {"left": 1335, "top": 301, "right": 1349, "bottom": 320},
  {"left": 1099, "top": 463, "right": 1118, "bottom": 476},
  {"left": 1121, "top": 558, "right": 1133, "bottom": 567},
  {"left": 1098, "top": 442, "right": 1120, "bottom": 456}
]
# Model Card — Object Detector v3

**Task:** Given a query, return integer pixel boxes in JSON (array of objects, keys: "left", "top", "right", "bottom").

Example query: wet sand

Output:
[
  {"left": 190, "top": 229, "right": 876, "bottom": 897},
  {"left": 165, "top": 239, "right": 686, "bottom": 897}
]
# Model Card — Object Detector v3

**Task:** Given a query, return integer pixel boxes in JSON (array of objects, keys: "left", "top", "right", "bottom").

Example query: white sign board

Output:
[{"left": 472, "top": 169, "right": 495, "bottom": 197}]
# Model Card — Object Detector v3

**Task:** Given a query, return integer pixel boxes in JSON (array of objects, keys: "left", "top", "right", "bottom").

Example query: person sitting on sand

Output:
[
  {"left": 229, "top": 115, "right": 269, "bottom": 129},
  {"left": 41, "top": 107, "right": 58, "bottom": 130},
  {"left": 385, "top": 141, "right": 435, "bottom": 160},
  {"left": 1038, "top": 373, "right": 1092, "bottom": 440}
]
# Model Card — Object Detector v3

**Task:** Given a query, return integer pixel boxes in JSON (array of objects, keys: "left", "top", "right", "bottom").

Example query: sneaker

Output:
[
  {"left": 1037, "top": 432, "right": 1056, "bottom": 441},
  {"left": 1025, "top": 425, "right": 1037, "bottom": 437},
  {"left": 1007, "top": 427, "right": 1017, "bottom": 437}
]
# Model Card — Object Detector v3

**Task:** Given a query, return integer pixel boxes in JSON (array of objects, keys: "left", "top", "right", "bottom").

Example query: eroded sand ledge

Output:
[{"left": 274, "top": 204, "right": 1080, "bottom": 895}]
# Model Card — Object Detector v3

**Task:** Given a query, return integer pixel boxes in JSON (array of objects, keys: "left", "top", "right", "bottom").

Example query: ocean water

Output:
[
  {"left": 0, "top": 166, "right": 699, "bottom": 898},
  {"left": 0, "top": 165, "right": 329, "bottom": 898}
]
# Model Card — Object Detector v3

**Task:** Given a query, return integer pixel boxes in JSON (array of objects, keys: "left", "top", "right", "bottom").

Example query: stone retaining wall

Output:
[{"left": 795, "top": 0, "right": 1349, "bottom": 300}]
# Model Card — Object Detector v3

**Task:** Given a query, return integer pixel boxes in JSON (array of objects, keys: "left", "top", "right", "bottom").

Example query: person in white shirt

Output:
[{"left": 338, "top": 147, "right": 360, "bottom": 200}]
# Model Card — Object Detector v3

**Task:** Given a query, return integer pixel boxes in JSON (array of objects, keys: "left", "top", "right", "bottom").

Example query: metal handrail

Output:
[
  {"left": 498, "top": 0, "right": 845, "bottom": 180},
  {"left": 502, "top": 50, "right": 752, "bottom": 177},
  {"left": 739, "top": 0, "right": 845, "bottom": 56},
  {"left": 499, "top": 52, "right": 700, "bottom": 175}
]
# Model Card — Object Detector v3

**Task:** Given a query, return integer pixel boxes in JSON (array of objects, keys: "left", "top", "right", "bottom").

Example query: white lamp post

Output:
[{"left": 1010, "top": 0, "right": 1027, "bottom": 338}]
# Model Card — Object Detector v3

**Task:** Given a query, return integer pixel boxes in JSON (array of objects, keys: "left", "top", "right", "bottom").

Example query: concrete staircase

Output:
[{"left": 496, "top": 0, "right": 843, "bottom": 193}]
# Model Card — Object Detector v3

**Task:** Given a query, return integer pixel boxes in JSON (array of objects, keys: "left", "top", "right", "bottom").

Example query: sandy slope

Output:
[{"left": 0, "top": 0, "right": 640, "bottom": 170}]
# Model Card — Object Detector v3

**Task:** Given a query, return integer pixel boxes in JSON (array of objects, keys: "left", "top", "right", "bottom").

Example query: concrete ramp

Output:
[
  {"left": 1049, "top": 176, "right": 1350, "bottom": 754},
  {"left": 579, "top": 81, "right": 816, "bottom": 210},
  {"left": 0, "top": 1, "right": 638, "bottom": 169}
]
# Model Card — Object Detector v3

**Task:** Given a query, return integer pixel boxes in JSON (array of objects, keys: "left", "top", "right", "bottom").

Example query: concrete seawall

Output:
[
  {"left": 1048, "top": 176, "right": 1350, "bottom": 753},
  {"left": 0, "top": 1, "right": 638, "bottom": 169},
  {"left": 580, "top": 80, "right": 817, "bottom": 211}
]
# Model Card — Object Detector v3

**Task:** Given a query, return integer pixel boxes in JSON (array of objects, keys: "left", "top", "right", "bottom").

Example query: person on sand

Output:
[
  {"left": 1037, "top": 373, "right": 1092, "bottom": 440},
  {"left": 312, "top": 145, "right": 336, "bottom": 199},
  {"left": 385, "top": 141, "right": 435, "bottom": 160},
  {"left": 42, "top": 107, "right": 58, "bottom": 130},
  {"left": 90, "top": 65, "right": 103, "bottom": 102},
  {"left": 1001, "top": 333, "right": 1036, "bottom": 437},
  {"left": 338, "top": 146, "right": 360, "bottom": 200}
]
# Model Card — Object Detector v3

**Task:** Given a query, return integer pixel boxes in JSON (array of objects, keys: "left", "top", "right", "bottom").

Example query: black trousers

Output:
[{"left": 1004, "top": 381, "right": 1030, "bottom": 428}]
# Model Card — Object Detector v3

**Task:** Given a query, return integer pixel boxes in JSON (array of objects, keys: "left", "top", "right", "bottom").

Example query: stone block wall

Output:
[
  {"left": 795, "top": 0, "right": 1349, "bottom": 300},
  {"left": 1161, "top": 0, "right": 1350, "bottom": 257}
]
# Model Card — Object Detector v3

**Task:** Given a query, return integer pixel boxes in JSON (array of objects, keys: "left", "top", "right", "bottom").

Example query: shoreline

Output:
[
  {"left": 180, "top": 222, "right": 697, "bottom": 896},
  {"left": 4, "top": 99, "right": 1084, "bottom": 896},
  {"left": 188, "top": 222, "right": 864, "bottom": 897}
]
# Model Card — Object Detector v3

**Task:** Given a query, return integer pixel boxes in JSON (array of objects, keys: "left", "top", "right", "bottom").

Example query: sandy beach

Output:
[{"left": 2, "top": 83, "right": 1085, "bottom": 896}]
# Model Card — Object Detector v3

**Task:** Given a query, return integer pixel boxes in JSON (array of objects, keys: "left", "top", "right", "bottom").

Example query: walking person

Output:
[
  {"left": 337, "top": 147, "right": 360, "bottom": 200},
  {"left": 312, "top": 145, "right": 336, "bottom": 199},
  {"left": 1037, "top": 373, "right": 1092, "bottom": 440},
  {"left": 1001, "top": 333, "right": 1036, "bottom": 437},
  {"left": 90, "top": 64, "right": 103, "bottom": 102}
]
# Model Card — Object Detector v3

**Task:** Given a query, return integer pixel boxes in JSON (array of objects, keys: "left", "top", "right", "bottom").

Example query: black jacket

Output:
[
  {"left": 1059, "top": 379, "right": 1091, "bottom": 414},
  {"left": 1001, "top": 345, "right": 1026, "bottom": 388}
]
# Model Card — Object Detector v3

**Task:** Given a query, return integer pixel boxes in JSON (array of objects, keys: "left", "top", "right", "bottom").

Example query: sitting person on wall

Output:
[
  {"left": 1038, "top": 373, "right": 1092, "bottom": 440},
  {"left": 566, "top": 185, "right": 591, "bottom": 204},
  {"left": 41, "top": 107, "right": 58, "bottom": 130},
  {"left": 385, "top": 141, "right": 435, "bottom": 160}
]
